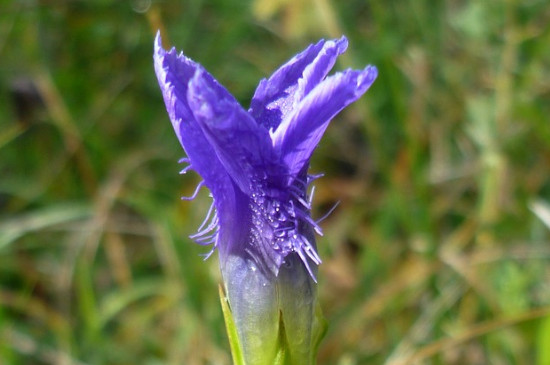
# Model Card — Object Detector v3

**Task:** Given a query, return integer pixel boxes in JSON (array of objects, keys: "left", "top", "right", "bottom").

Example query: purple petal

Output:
[
  {"left": 154, "top": 33, "right": 252, "bottom": 262},
  {"left": 154, "top": 33, "right": 234, "bottom": 201},
  {"left": 187, "top": 69, "right": 274, "bottom": 195},
  {"left": 272, "top": 65, "right": 378, "bottom": 180},
  {"left": 249, "top": 37, "right": 348, "bottom": 131}
]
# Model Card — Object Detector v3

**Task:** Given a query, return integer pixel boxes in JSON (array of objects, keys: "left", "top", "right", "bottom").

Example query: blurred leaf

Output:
[
  {"left": 450, "top": 1, "right": 490, "bottom": 39},
  {"left": 99, "top": 279, "right": 180, "bottom": 329},
  {"left": 0, "top": 204, "right": 92, "bottom": 250},
  {"left": 530, "top": 199, "right": 550, "bottom": 230},
  {"left": 537, "top": 315, "right": 550, "bottom": 365}
]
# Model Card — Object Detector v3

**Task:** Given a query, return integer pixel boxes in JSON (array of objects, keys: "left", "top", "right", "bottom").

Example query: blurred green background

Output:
[{"left": 1, "top": 0, "right": 550, "bottom": 364}]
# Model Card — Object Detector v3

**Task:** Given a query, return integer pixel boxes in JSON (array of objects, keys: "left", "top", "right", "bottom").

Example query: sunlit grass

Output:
[{"left": 1, "top": 0, "right": 550, "bottom": 364}]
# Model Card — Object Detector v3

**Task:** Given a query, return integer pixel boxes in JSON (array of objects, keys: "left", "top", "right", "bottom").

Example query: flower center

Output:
[{"left": 247, "top": 178, "right": 321, "bottom": 279}]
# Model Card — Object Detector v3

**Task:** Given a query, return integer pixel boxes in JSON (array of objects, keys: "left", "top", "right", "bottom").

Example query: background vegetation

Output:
[{"left": 1, "top": 0, "right": 550, "bottom": 364}]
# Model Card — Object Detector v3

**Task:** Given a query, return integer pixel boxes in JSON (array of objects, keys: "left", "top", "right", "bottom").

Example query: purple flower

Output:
[
  {"left": 154, "top": 33, "right": 376, "bottom": 277},
  {"left": 154, "top": 33, "right": 377, "bottom": 363}
]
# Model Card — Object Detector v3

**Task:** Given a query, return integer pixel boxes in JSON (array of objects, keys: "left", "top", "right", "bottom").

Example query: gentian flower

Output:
[{"left": 154, "top": 32, "right": 377, "bottom": 365}]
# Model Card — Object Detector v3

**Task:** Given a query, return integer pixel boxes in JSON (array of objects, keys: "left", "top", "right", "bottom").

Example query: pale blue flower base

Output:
[{"left": 220, "top": 253, "right": 327, "bottom": 365}]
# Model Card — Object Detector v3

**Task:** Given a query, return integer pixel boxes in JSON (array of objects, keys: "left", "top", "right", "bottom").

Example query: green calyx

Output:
[{"left": 219, "top": 281, "right": 327, "bottom": 365}]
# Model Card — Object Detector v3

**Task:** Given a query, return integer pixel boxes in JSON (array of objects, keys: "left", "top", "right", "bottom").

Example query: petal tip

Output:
[
  {"left": 335, "top": 35, "right": 348, "bottom": 53},
  {"left": 357, "top": 65, "right": 378, "bottom": 90},
  {"left": 154, "top": 31, "right": 164, "bottom": 54}
]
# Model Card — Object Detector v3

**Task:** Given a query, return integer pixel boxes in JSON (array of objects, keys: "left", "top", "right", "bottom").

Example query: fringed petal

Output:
[
  {"left": 154, "top": 33, "right": 234, "bottom": 200},
  {"left": 249, "top": 37, "right": 348, "bottom": 131},
  {"left": 272, "top": 66, "right": 378, "bottom": 180},
  {"left": 187, "top": 69, "right": 274, "bottom": 195}
]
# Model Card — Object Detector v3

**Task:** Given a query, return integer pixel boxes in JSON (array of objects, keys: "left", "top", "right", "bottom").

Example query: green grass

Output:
[{"left": 1, "top": 0, "right": 550, "bottom": 364}]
